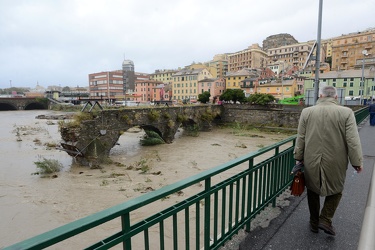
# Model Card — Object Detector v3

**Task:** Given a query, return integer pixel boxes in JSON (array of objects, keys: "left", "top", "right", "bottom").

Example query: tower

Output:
[{"left": 122, "top": 59, "right": 135, "bottom": 99}]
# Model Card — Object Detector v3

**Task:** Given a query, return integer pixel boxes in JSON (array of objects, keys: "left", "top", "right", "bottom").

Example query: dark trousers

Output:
[{"left": 307, "top": 189, "right": 342, "bottom": 226}]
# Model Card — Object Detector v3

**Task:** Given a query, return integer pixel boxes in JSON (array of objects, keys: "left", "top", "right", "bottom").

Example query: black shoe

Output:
[
  {"left": 310, "top": 224, "right": 318, "bottom": 233},
  {"left": 318, "top": 222, "right": 336, "bottom": 236}
]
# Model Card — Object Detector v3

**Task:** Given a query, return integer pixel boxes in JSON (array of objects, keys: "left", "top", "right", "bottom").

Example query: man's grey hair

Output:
[{"left": 320, "top": 85, "right": 337, "bottom": 97}]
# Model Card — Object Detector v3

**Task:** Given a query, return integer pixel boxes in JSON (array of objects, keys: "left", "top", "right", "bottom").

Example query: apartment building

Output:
[
  {"left": 207, "top": 54, "right": 229, "bottom": 79},
  {"left": 304, "top": 69, "right": 375, "bottom": 99},
  {"left": 225, "top": 68, "right": 260, "bottom": 89},
  {"left": 134, "top": 79, "right": 164, "bottom": 102},
  {"left": 88, "top": 70, "right": 124, "bottom": 100},
  {"left": 197, "top": 78, "right": 225, "bottom": 103},
  {"left": 267, "top": 42, "right": 314, "bottom": 70},
  {"left": 171, "top": 68, "right": 213, "bottom": 102},
  {"left": 88, "top": 70, "right": 150, "bottom": 101},
  {"left": 228, "top": 44, "right": 268, "bottom": 72},
  {"left": 149, "top": 69, "right": 178, "bottom": 84},
  {"left": 257, "top": 79, "right": 297, "bottom": 100},
  {"left": 331, "top": 28, "right": 375, "bottom": 71}
]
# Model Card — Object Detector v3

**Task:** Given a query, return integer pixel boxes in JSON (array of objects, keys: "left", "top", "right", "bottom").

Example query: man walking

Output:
[
  {"left": 294, "top": 85, "right": 363, "bottom": 236},
  {"left": 369, "top": 101, "right": 375, "bottom": 126}
]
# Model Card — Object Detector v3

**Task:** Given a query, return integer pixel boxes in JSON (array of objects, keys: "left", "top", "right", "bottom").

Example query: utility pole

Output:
[{"left": 313, "top": 0, "right": 323, "bottom": 105}]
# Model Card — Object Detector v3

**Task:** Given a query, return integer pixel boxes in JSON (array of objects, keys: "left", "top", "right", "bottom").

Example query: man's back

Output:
[{"left": 294, "top": 97, "right": 362, "bottom": 196}]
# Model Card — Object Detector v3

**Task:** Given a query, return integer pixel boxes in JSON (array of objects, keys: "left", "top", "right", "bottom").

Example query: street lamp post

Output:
[
  {"left": 313, "top": 0, "right": 323, "bottom": 105},
  {"left": 361, "top": 50, "right": 368, "bottom": 105}
]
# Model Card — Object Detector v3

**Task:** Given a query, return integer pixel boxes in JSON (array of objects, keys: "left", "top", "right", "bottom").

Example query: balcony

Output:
[{"left": 240, "top": 84, "right": 254, "bottom": 88}]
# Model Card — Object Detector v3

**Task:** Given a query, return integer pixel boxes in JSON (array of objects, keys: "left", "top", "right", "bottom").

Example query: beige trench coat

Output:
[{"left": 294, "top": 97, "right": 363, "bottom": 196}]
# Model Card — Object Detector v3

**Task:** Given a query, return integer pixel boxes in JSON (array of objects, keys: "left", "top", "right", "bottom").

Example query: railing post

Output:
[
  {"left": 121, "top": 213, "right": 131, "bottom": 250},
  {"left": 204, "top": 178, "right": 211, "bottom": 249},
  {"left": 245, "top": 158, "right": 254, "bottom": 232},
  {"left": 272, "top": 146, "right": 280, "bottom": 207}
]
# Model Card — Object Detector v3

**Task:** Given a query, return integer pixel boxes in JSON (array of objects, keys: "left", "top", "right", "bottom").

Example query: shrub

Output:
[
  {"left": 33, "top": 157, "right": 63, "bottom": 175},
  {"left": 246, "top": 93, "right": 276, "bottom": 105},
  {"left": 148, "top": 109, "right": 160, "bottom": 121}
]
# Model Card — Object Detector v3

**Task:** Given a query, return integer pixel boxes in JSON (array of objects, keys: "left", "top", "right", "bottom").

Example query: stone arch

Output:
[
  {"left": 24, "top": 102, "right": 47, "bottom": 110},
  {"left": 60, "top": 105, "right": 223, "bottom": 166},
  {"left": 140, "top": 124, "right": 163, "bottom": 138},
  {"left": 0, "top": 102, "right": 17, "bottom": 111}
]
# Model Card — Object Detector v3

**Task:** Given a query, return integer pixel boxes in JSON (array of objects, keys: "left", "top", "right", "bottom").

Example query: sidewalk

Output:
[{"left": 240, "top": 117, "right": 375, "bottom": 250}]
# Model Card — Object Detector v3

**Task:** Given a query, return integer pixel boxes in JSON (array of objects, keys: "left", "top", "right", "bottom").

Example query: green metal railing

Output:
[
  {"left": 5, "top": 107, "right": 369, "bottom": 250},
  {"left": 355, "top": 106, "right": 370, "bottom": 124}
]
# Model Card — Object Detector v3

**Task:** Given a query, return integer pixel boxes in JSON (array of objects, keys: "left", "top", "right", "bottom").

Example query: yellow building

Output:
[
  {"left": 228, "top": 44, "right": 267, "bottom": 72},
  {"left": 207, "top": 54, "right": 229, "bottom": 79},
  {"left": 149, "top": 69, "right": 178, "bottom": 84},
  {"left": 225, "top": 68, "right": 260, "bottom": 89},
  {"left": 331, "top": 28, "right": 375, "bottom": 71},
  {"left": 171, "top": 68, "right": 213, "bottom": 102},
  {"left": 257, "top": 79, "right": 297, "bottom": 100}
]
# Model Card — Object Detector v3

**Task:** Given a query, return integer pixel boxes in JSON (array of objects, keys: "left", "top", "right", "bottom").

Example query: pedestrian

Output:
[
  {"left": 369, "top": 102, "right": 375, "bottom": 126},
  {"left": 294, "top": 85, "right": 363, "bottom": 236}
]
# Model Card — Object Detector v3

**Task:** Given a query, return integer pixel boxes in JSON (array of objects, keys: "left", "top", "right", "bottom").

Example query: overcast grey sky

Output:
[{"left": 1, "top": 0, "right": 374, "bottom": 89}]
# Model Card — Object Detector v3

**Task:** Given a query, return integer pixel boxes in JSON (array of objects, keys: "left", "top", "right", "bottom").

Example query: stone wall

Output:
[{"left": 221, "top": 103, "right": 304, "bottom": 128}]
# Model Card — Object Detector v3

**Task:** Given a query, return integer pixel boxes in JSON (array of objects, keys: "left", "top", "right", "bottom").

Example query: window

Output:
[
  {"left": 343, "top": 82, "right": 347, "bottom": 87},
  {"left": 350, "top": 82, "right": 353, "bottom": 87},
  {"left": 349, "top": 90, "right": 353, "bottom": 95},
  {"left": 333, "top": 83, "right": 336, "bottom": 87}
]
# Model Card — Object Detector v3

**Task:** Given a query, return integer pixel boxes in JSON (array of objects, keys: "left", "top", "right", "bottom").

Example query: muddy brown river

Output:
[{"left": 0, "top": 110, "right": 292, "bottom": 249}]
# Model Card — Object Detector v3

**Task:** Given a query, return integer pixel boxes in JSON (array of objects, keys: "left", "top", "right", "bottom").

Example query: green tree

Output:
[
  {"left": 246, "top": 93, "right": 276, "bottom": 105},
  {"left": 198, "top": 91, "right": 211, "bottom": 103},
  {"left": 219, "top": 89, "right": 246, "bottom": 103}
]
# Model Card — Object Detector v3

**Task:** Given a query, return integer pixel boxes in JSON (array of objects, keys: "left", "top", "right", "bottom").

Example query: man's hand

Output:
[{"left": 353, "top": 166, "right": 363, "bottom": 173}]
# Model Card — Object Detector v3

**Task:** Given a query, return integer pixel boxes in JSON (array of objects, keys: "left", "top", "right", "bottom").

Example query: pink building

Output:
[
  {"left": 197, "top": 78, "right": 226, "bottom": 103},
  {"left": 134, "top": 79, "right": 164, "bottom": 102}
]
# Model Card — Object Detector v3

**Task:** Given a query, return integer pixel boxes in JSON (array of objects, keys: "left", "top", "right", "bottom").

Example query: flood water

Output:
[{"left": 0, "top": 110, "right": 291, "bottom": 248}]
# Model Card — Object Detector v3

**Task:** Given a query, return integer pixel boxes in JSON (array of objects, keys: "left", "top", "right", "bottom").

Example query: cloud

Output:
[{"left": 0, "top": 0, "right": 374, "bottom": 88}]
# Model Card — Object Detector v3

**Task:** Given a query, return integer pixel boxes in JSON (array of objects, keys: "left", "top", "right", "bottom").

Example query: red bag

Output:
[{"left": 290, "top": 171, "right": 305, "bottom": 196}]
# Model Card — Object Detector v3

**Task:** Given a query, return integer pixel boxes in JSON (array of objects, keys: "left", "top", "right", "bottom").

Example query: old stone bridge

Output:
[
  {"left": 0, "top": 97, "right": 48, "bottom": 110},
  {"left": 59, "top": 104, "right": 303, "bottom": 166}
]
